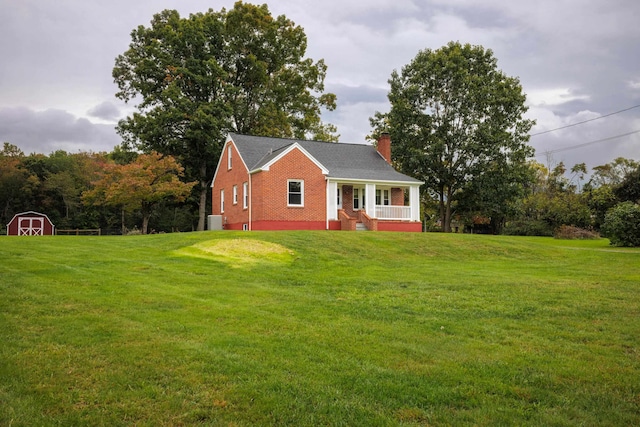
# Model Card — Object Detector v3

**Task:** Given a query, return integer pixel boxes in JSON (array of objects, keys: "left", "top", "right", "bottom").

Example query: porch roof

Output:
[{"left": 229, "top": 133, "right": 422, "bottom": 185}]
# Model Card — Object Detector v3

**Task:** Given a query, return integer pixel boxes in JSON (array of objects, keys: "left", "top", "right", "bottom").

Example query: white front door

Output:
[{"left": 353, "top": 187, "right": 366, "bottom": 210}]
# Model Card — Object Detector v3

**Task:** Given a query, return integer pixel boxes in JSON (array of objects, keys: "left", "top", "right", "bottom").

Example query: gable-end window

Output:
[
  {"left": 243, "top": 182, "right": 248, "bottom": 209},
  {"left": 288, "top": 180, "right": 304, "bottom": 206},
  {"left": 233, "top": 185, "right": 238, "bottom": 205},
  {"left": 220, "top": 189, "right": 225, "bottom": 213},
  {"left": 227, "top": 146, "right": 232, "bottom": 170}
]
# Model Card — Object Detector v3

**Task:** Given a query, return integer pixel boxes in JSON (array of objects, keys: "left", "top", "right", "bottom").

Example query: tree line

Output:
[
  {"left": 0, "top": 144, "right": 196, "bottom": 235},
  {"left": 3, "top": 139, "right": 638, "bottom": 242}
]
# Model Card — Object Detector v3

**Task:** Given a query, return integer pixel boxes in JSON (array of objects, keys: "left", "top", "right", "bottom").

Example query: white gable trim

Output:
[
  {"left": 210, "top": 134, "right": 250, "bottom": 188},
  {"left": 250, "top": 143, "right": 329, "bottom": 175}
]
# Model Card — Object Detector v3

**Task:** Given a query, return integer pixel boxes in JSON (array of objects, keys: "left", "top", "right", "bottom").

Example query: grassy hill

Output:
[{"left": 1, "top": 231, "right": 639, "bottom": 426}]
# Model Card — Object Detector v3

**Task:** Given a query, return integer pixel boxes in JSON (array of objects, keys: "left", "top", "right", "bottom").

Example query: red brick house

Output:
[{"left": 210, "top": 133, "right": 423, "bottom": 231}]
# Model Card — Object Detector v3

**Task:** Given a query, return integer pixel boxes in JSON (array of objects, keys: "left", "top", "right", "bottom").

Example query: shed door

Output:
[{"left": 19, "top": 217, "right": 44, "bottom": 235}]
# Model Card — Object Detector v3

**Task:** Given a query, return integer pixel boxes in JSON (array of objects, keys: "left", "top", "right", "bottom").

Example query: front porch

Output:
[{"left": 326, "top": 180, "right": 421, "bottom": 231}]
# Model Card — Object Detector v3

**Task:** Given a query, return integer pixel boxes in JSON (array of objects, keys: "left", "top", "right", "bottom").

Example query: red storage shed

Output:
[{"left": 7, "top": 211, "right": 55, "bottom": 236}]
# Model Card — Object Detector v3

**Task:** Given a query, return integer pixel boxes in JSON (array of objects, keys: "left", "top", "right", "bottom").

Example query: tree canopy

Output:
[
  {"left": 371, "top": 42, "right": 535, "bottom": 232},
  {"left": 83, "top": 152, "right": 196, "bottom": 234},
  {"left": 113, "top": 1, "right": 337, "bottom": 230}
]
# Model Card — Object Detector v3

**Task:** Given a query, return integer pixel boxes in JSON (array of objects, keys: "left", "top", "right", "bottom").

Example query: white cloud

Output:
[{"left": 527, "top": 88, "right": 590, "bottom": 107}]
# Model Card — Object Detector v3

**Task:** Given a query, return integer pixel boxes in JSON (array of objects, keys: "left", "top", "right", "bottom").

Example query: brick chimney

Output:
[{"left": 377, "top": 132, "right": 391, "bottom": 164}]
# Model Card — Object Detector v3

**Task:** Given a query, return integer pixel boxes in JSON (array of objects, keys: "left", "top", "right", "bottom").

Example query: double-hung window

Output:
[
  {"left": 288, "top": 180, "right": 304, "bottom": 206},
  {"left": 376, "top": 188, "right": 390, "bottom": 205},
  {"left": 233, "top": 185, "right": 238, "bottom": 205},
  {"left": 243, "top": 182, "right": 248, "bottom": 209}
]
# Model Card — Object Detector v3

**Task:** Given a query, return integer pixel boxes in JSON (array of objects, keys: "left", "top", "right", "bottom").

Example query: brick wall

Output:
[
  {"left": 211, "top": 140, "right": 250, "bottom": 228},
  {"left": 391, "top": 188, "right": 405, "bottom": 205},
  {"left": 252, "top": 147, "right": 327, "bottom": 224}
]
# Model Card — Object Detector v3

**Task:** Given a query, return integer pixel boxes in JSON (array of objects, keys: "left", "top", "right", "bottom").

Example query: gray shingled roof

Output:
[{"left": 229, "top": 133, "right": 422, "bottom": 184}]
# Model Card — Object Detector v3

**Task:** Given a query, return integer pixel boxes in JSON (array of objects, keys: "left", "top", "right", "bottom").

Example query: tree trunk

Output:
[
  {"left": 197, "top": 182, "right": 207, "bottom": 231},
  {"left": 439, "top": 187, "right": 446, "bottom": 232},
  {"left": 443, "top": 187, "right": 453, "bottom": 232},
  {"left": 444, "top": 199, "right": 452, "bottom": 233},
  {"left": 197, "top": 164, "right": 207, "bottom": 231},
  {"left": 142, "top": 214, "right": 150, "bottom": 235},
  {"left": 141, "top": 203, "right": 151, "bottom": 234}
]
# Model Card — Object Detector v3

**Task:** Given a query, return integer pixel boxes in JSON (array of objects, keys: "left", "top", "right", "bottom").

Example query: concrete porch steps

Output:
[{"left": 356, "top": 222, "right": 368, "bottom": 231}]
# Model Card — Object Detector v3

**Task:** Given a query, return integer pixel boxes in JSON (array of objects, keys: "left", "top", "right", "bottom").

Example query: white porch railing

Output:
[{"left": 375, "top": 205, "right": 411, "bottom": 220}]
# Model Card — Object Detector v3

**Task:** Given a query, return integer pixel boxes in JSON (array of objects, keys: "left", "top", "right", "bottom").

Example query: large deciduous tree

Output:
[
  {"left": 113, "top": 1, "right": 337, "bottom": 231},
  {"left": 83, "top": 152, "right": 196, "bottom": 234},
  {"left": 371, "top": 42, "right": 534, "bottom": 232}
]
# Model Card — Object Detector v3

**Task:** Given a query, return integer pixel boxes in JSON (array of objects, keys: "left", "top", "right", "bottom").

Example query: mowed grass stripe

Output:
[{"left": 1, "top": 232, "right": 639, "bottom": 426}]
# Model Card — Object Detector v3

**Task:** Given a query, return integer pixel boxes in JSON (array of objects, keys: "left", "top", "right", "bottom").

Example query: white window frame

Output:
[
  {"left": 233, "top": 185, "right": 238, "bottom": 205},
  {"left": 227, "top": 146, "right": 232, "bottom": 170},
  {"left": 287, "top": 179, "right": 304, "bottom": 207},
  {"left": 353, "top": 187, "right": 365, "bottom": 210},
  {"left": 243, "top": 182, "right": 248, "bottom": 209},
  {"left": 376, "top": 188, "right": 390, "bottom": 206},
  {"left": 220, "top": 189, "right": 225, "bottom": 213},
  {"left": 337, "top": 187, "right": 342, "bottom": 209}
]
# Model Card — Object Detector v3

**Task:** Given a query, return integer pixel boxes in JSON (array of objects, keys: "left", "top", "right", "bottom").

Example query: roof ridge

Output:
[{"left": 230, "top": 132, "right": 370, "bottom": 147}]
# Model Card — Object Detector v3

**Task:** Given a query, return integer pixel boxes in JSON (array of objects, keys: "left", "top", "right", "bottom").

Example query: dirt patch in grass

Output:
[{"left": 176, "top": 238, "right": 295, "bottom": 267}]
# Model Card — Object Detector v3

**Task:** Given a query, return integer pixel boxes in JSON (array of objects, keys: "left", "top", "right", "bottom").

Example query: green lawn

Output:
[{"left": 1, "top": 231, "right": 639, "bottom": 426}]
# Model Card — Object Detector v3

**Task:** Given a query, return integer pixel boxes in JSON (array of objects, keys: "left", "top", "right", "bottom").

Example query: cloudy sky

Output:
[{"left": 2, "top": 0, "right": 639, "bottom": 173}]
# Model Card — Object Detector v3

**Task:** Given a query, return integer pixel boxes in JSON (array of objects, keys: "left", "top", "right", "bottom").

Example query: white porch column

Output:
[
  {"left": 326, "top": 180, "right": 337, "bottom": 221},
  {"left": 410, "top": 185, "right": 421, "bottom": 221},
  {"left": 365, "top": 183, "right": 376, "bottom": 218}
]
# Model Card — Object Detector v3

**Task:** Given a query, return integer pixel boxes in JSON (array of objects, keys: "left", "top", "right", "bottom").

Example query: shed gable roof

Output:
[
  {"left": 7, "top": 211, "right": 55, "bottom": 227},
  {"left": 229, "top": 133, "right": 422, "bottom": 184}
]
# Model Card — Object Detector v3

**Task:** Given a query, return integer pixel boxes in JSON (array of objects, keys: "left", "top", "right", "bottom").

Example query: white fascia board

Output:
[
  {"left": 254, "top": 143, "right": 329, "bottom": 174},
  {"left": 326, "top": 177, "right": 424, "bottom": 186}
]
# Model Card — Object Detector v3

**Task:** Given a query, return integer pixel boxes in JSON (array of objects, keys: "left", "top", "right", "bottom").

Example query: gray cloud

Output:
[
  {"left": 0, "top": 107, "right": 120, "bottom": 153},
  {"left": 87, "top": 101, "right": 121, "bottom": 121},
  {"left": 328, "top": 84, "right": 388, "bottom": 106},
  {"left": 0, "top": 0, "right": 639, "bottom": 172}
]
